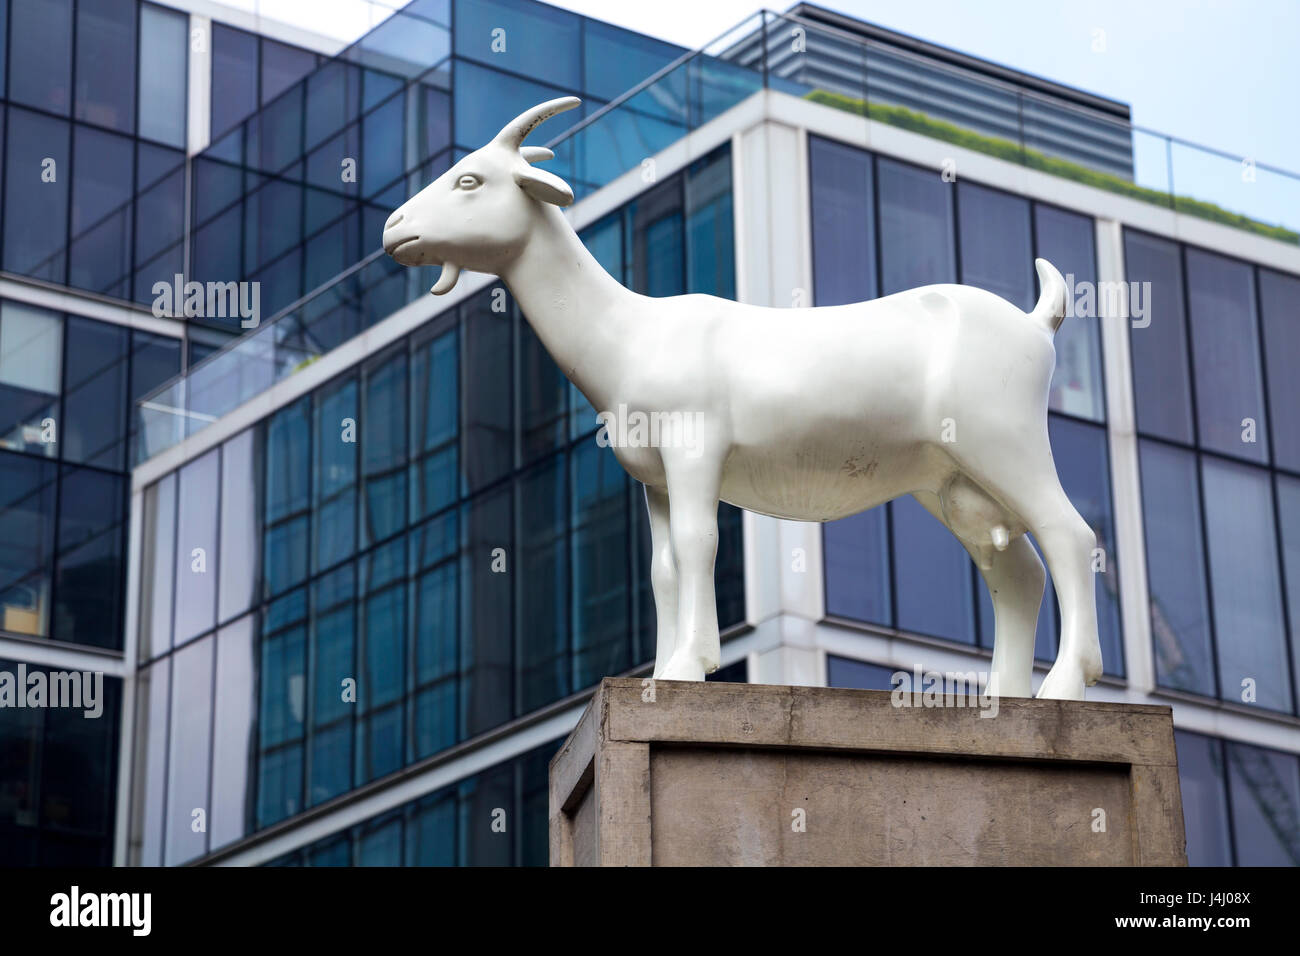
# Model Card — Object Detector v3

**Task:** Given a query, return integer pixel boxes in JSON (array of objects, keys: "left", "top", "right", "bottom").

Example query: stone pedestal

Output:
[{"left": 549, "top": 678, "right": 1187, "bottom": 866}]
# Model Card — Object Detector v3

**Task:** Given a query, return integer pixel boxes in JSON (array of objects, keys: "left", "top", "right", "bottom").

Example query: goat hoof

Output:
[
  {"left": 658, "top": 653, "right": 707, "bottom": 682},
  {"left": 1036, "top": 663, "right": 1086, "bottom": 701}
]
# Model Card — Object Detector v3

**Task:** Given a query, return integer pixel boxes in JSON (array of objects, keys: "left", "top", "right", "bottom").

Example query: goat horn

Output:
[{"left": 493, "top": 96, "right": 581, "bottom": 151}]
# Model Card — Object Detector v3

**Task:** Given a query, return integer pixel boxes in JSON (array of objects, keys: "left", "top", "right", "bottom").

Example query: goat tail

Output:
[{"left": 1029, "top": 257, "right": 1067, "bottom": 335}]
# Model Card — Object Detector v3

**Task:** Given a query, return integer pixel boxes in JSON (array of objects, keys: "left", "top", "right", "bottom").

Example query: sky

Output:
[{"left": 235, "top": 0, "right": 1300, "bottom": 174}]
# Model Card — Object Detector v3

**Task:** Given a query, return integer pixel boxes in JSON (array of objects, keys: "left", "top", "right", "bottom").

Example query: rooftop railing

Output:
[{"left": 134, "top": 6, "right": 1300, "bottom": 466}]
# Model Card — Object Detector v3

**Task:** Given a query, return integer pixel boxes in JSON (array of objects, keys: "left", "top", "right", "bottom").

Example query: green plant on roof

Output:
[{"left": 804, "top": 90, "right": 1299, "bottom": 246}]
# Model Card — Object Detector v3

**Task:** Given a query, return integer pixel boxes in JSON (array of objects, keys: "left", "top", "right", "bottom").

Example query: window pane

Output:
[
  {"left": 891, "top": 495, "right": 974, "bottom": 643},
  {"left": 264, "top": 397, "right": 311, "bottom": 596},
  {"left": 357, "top": 814, "right": 402, "bottom": 865},
  {"left": 411, "top": 328, "right": 458, "bottom": 522},
  {"left": 0, "top": 301, "right": 62, "bottom": 457},
  {"left": 62, "top": 317, "right": 128, "bottom": 469},
  {"left": 1201, "top": 457, "right": 1290, "bottom": 712},
  {"left": 407, "top": 788, "right": 456, "bottom": 865},
  {"left": 261, "top": 38, "right": 316, "bottom": 106},
  {"left": 54, "top": 465, "right": 125, "bottom": 649},
  {"left": 461, "top": 293, "right": 512, "bottom": 494},
  {"left": 518, "top": 457, "right": 567, "bottom": 712},
  {"left": 1279, "top": 474, "right": 1300, "bottom": 705},
  {"left": 139, "top": 474, "right": 175, "bottom": 660},
  {"left": 1125, "top": 231, "right": 1193, "bottom": 442},
  {"left": 0, "top": 452, "right": 55, "bottom": 637},
  {"left": 1035, "top": 205, "right": 1104, "bottom": 421},
  {"left": 412, "top": 510, "right": 458, "bottom": 760},
  {"left": 1174, "top": 731, "right": 1232, "bottom": 866},
  {"left": 461, "top": 488, "right": 512, "bottom": 737},
  {"left": 582, "top": 19, "right": 678, "bottom": 102},
  {"left": 310, "top": 562, "right": 355, "bottom": 805},
  {"left": 1186, "top": 249, "right": 1267, "bottom": 462},
  {"left": 457, "top": 761, "right": 512, "bottom": 865},
  {"left": 174, "top": 449, "right": 220, "bottom": 644},
  {"left": 1139, "top": 440, "right": 1215, "bottom": 696},
  {"left": 258, "top": 587, "right": 306, "bottom": 827},
  {"left": 519, "top": 315, "right": 566, "bottom": 465},
  {"left": 138, "top": 4, "right": 188, "bottom": 147},
  {"left": 1226, "top": 741, "right": 1300, "bottom": 865},
  {"left": 69, "top": 126, "right": 134, "bottom": 297},
  {"left": 1049, "top": 416, "right": 1124, "bottom": 676},
  {"left": 210, "top": 24, "right": 258, "bottom": 138},
  {"left": 211, "top": 614, "right": 255, "bottom": 849},
  {"left": 958, "top": 181, "right": 1033, "bottom": 310},
  {"left": 8, "top": 0, "right": 72, "bottom": 114},
  {"left": 219, "top": 428, "right": 261, "bottom": 622},
  {"left": 571, "top": 443, "right": 630, "bottom": 691},
  {"left": 165, "top": 635, "right": 213, "bottom": 864},
  {"left": 1259, "top": 269, "right": 1300, "bottom": 472},
  {"left": 453, "top": 0, "right": 580, "bottom": 89},
  {"left": 313, "top": 376, "right": 358, "bottom": 571},
  {"left": 823, "top": 508, "right": 890, "bottom": 625},
  {"left": 4, "top": 109, "right": 70, "bottom": 282},
  {"left": 362, "top": 349, "right": 408, "bottom": 546},
  {"left": 129, "top": 329, "right": 182, "bottom": 464},
  {"left": 809, "top": 136, "right": 875, "bottom": 306},
  {"left": 685, "top": 147, "right": 734, "bottom": 298},
  {"left": 877, "top": 157, "right": 955, "bottom": 293},
  {"left": 827, "top": 655, "right": 898, "bottom": 690},
  {"left": 130, "top": 659, "right": 169, "bottom": 865},
  {"left": 75, "top": 0, "right": 136, "bottom": 132},
  {"left": 357, "top": 540, "right": 405, "bottom": 783}
]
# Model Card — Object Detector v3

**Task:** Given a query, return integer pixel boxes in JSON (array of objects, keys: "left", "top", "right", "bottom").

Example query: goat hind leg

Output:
[
  {"left": 644, "top": 484, "right": 678, "bottom": 679},
  {"left": 657, "top": 451, "right": 723, "bottom": 681}
]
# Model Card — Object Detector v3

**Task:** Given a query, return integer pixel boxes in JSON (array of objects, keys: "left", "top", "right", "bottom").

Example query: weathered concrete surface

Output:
[{"left": 549, "top": 678, "right": 1187, "bottom": 866}]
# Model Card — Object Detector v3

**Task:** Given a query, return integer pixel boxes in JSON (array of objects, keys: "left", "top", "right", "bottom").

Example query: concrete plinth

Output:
[{"left": 548, "top": 678, "right": 1187, "bottom": 866}]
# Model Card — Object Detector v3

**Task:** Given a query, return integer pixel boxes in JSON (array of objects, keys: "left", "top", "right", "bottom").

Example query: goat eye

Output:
[{"left": 457, "top": 174, "right": 480, "bottom": 190}]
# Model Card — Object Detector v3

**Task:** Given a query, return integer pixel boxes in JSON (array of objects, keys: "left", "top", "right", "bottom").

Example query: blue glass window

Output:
[
  {"left": 461, "top": 292, "right": 512, "bottom": 494},
  {"left": 1226, "top": 741, "right": 1300, "bottom": 865},
  {"left": 357, "top": 539, "right": 405, "bottom": 783},
  {"left": 823, "top": 508, "right": 891, "bottom": 625},
  {"left": 0, "top": 451, "right": 56, "bottom": 638},
  {"left": 1278, "top": 474, "right": 1300, "bottom": 702},
  {"left": 685, "top": 147, "right": 735, "bottom": 299},
  {"left": 264, "top": 397, "right": 311, "bottom": 597},
  {"left": 453, "top": 0, "right": 580, "bottom": 89},
  {"left": 0, "top": 300, "right": 62, "bottom": 458},
  {"left": 461, "top": 487, "right": 512, "bottom": 738},
  {"left": 8, "top": 0, "right": 72, "bottom": 114},
  {"left": 571, "top": 442, "right": 630, "bottom": 690},
  {"left": 827, "top": 655, "right": 898, "bottom": 690},
  {"left": 957, "top": 181, "right": 1033, "bottom": 310},
  {"left": 1139, "top": 440, "right": 1215, "bottom": 696},
  {"left": 63, "top": 316, "right": 127, "bottom": 470},
  {"left": 69, "top": 125, "right": 134, "bottom": 296},
  {"left": 1259, "top": 269, "right": 1300, "bottom": 472},
  {"left": 261, "top": 38, "right": 317, "bottom": 106},
  {"left": 54, "top": 466, "right": 125, "bottom": 649},
  {"left": 174, "top": 449, "right": 219, "bottom": 644},
  {"left": 165, "top": 634, "right": 213, "bottom": 864},
  {"left": 4, "top": 109, "right": 70, "bottom": 282},
  {"left": 1036, "top": 205, "right": 1104, "bottom": 421},
  {"left": 75, "top": 0, "right": 136, "bottom": 132},
  {"left": 1186, "top": 249, "right": 1267, "bottom": 462},
  {"left": 891, "top": 495, "right": 975, "bottom": 644},
  {"left": 137, "top": 3, "right": 188, "bottom": 148},
  {"left": 1174, "top": 731, "right": 1232, "bottom": 866},
  {"left": 411, "top": 327, "right": 458, "bottom": 522},
  {"left": 313, "top": 376, "right": 358, "bottom": 572},
  {"left": 877, "top": 157, "right": 955, "bottom": 293},
  {"left": 411, "top": 510, "right": 457, "bottom": 760},
  {"left": 809, "top": 136, "right": 876, "bottom": 306},
  {"left": 1201, "top": 457, "right": 1290, "bottom": 712},
  {"left": 1126, "top": 231, "right": 1194, "bottom": 443},
  {"left": 518, "top": 456, "right": 568, "bottom": 712},
  {"left": 211, "top": 24, "right": 258, "bottom": 138},
  {"left": 258, "top": 586, "right": 306, "bottom": 827},
  {"left": 362, "top": 347, "right": 408, "bottom": 546},
  {"left": 309, "top": 562, "right": 355, "bottom": 806}
]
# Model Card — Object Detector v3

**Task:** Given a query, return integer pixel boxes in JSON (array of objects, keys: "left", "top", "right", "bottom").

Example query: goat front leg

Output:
[
  {"left": 657, "top": 450, "right": 723, "bottom": 681},
  {"left": 644, "top": 484, "right": 678, "bottom": 678}
]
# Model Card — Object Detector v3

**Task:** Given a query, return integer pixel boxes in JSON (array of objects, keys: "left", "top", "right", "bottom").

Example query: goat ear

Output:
[
  {"left": 514, "top": 166, "right": 573, "bottom": 207},
  {"left": 520, "top": 146, "right": 554, "bottom": 163}
]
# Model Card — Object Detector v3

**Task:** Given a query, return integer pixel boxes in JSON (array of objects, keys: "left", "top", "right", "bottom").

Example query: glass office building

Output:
[{"left": 1, "top": 0, "right": 1297, "bottom": 867}]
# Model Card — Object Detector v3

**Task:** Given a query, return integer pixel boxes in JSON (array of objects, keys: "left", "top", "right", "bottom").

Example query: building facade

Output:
[{"left": 1, "top": 0, "right": 1297, "bottom": 867}]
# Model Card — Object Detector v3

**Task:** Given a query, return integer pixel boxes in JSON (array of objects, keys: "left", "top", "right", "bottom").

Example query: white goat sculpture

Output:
[{"left": 382, "top": 96, "right": 1103, "bottom": 700}]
